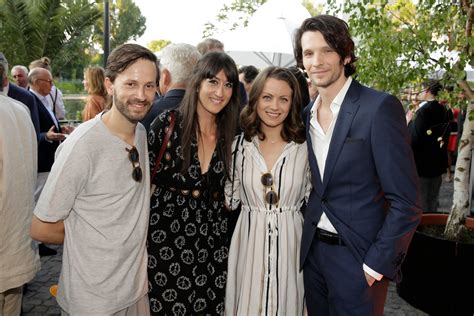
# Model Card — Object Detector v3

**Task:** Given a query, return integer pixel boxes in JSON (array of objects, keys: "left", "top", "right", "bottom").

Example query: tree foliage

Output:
[
  {"left": 147, "top": 40, "right": 171, "bottom": 53},
  {"left": 203, "top": 0, "right": 321, "bottom": 38},
  {"left": 0, "top": 0, "right": 147, "bottom": 79},
  {"left": 203, "top": 0, "right": 267, "bottom": 37},
  {"left": 302, "top": 0, "right": 323, "bottom": 17},
  {"left": 326, "top": 0, "right": 471, "bottom": 97},
  {"left": 94, "top": 0, "right": 146, "bottom": 51},
  {"left": 0, "top": 0, "right": 100, "bottom": 76}
]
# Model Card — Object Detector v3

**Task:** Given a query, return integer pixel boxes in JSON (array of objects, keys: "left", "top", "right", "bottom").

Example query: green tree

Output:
[
  {"left": 203, "top": 0, "right": 267, "bottom": 37},
  {"left": 203, "top": 0, "right": 321, "bottom": 38},
  {"left": 147, "top": 39, "right": 171, "bottom": 53},
  {"left": 0, "top": 0, "right": 100, "bottom": 76},
  {"left": 94, "top": 0, "right": 146, "bottom": 51},
  {"left": 327, "top": 0, "right": 473, "bottom": 239},
  {"left": 302, "top": 0, "right": 323, "bottom": 17}
]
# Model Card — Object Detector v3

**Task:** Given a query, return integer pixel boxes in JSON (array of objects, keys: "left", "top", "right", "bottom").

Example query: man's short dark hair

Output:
[
  {"left": 238, "top": 65, "right": 259, "bottom": 84},
  {"left": 105, "top": 43, "right": 158, "bottom": 82},
  {"left": 422, "top": 79, "right": 442, "bottom": 96},
  {"left": 293, "top": 15, "right": 357, "bottom": 77}
]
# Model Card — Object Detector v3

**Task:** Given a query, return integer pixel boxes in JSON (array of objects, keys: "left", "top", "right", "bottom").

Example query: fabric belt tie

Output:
[{"left": 315, "top": 228, "right": 346, "bottom": 246}]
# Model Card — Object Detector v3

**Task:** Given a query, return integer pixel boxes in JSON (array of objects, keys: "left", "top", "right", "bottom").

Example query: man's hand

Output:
[
  {"left": 364, "top": 271, "right": 376, "bottom": 287},
  {"left": 46, "top": 125, "right": 66, "bottom": 141}
]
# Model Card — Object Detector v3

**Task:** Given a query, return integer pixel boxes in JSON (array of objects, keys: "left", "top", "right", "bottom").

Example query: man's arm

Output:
[
  {"left": 30, "top": 215, "right": 65, "bottom": 244},
  {"left": 366, "top": 94, "right": 422, "bottom": 280}
]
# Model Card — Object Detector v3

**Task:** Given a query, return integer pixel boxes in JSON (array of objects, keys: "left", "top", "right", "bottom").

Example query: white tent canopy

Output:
[{"left": 216, "top": 0, "right": 311, "bottom": 68}]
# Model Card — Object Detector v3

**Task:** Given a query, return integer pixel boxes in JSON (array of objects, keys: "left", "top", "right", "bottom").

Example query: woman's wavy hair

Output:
[
  {"left": 178, "top": 51, "right": 240, "bottom": 176},
  {"left": 294, "top": 15, "right": 357, "bottom": 77},
  {"left": 240, "top": 66, "right": 305, "bottom": 144}
]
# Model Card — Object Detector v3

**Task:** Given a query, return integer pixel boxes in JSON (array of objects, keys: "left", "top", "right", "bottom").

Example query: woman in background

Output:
[
  {"left": 82, "top": 66, "right": 109, "bottom": 121},
  {"left": 147, "top": 51, "right": 240, "bottom": 315},
  {"left": 225, "top": 66, "right": 311, "bottom": 315}
]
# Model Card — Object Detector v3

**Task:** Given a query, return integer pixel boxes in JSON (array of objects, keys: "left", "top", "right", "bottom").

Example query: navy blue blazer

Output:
[
  {"left": 7, "top": 83, "right": 40, "bottom": 139},
  {"left": 301, "top": 79, "right": 421, "bottom": 282},
  {"left": 32, "top": 94, "right": 62, "bottom": 173},
  {"left": 141, "top": 89, "right": 185, "bottom": 132}
]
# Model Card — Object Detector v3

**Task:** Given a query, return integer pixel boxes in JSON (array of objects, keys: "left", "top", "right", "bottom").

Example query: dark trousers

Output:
[
  {"left": 419, "top": 176, "right": 442, "bottom": 213},
  {"left": 303, "top": 241, "right": 388, "bottom": 316}
]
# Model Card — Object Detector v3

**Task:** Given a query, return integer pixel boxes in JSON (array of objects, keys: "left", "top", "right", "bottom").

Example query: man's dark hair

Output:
[
  {"left": 422, "top": 79, "right": 442, "bottom": 96},
  {"left": 105, "top": 43, "right": 158, "bottom": 82},
  {"left": 294, "top": 15, "right": 357, "bottom": 77},
  {"left": 238, "top": 65, "right": 259, "bottom": 84}
]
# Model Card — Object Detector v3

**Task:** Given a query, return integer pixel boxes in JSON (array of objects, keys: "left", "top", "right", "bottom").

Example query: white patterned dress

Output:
[{"left": 225, "top": 135, "right": 311, "bottom": 315}]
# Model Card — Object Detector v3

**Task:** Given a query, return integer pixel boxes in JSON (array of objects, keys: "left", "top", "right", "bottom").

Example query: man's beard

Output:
[{"left": 113, "top": 91, "right": 151, "bottom": 124}]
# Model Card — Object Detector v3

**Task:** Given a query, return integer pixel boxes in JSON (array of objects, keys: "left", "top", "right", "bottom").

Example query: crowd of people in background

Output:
[{"left": 10, "top": 13, "right": 470, "bottom": 316}]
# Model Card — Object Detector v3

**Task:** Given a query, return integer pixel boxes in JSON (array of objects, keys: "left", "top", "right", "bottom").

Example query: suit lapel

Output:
[
  {"left": 321, "top": 80, "right": 361, "bottom": 193},
  {"left": 305, "top": 104, "right": 323, "bottom": 191},
  {"left": 34, "top": 94, "right": 60, "bottom": 131}
]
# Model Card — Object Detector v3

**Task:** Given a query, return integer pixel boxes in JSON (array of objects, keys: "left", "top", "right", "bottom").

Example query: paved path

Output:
[{"left": 22, "top": 180, "right": 454, "bottom": 315}]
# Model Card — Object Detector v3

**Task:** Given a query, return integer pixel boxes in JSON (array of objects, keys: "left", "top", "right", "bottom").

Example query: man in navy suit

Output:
[
  {"left": 28, "top": 67, "right": 65, "bottom": 198},
  {"left": 0, "top": 52, "right": 40, "bottom": 139},
  {"left": 294, "top": 15, "right": 422, "bottom": 315}
]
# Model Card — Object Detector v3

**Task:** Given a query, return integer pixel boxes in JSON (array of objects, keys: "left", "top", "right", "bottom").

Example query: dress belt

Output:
[{"left": 315, "top": 228, "right": 346, "bottom": 246}]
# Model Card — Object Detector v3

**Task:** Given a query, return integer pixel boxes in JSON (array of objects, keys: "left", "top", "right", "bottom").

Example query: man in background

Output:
[
  {"left": 141, "top": 43, "right": 200, "bottom": 131},
  {"left": 11, "top": 65, "right": 29, "bottom": 89},
  {"left": 238, "top": 65, "right": 259, "bottom": 95},
  {"left": 409, "top": 79, "right": 450, "bottom": 212},
  {"left": 0, "top": 62, "right": 40, "bottom": 316}
]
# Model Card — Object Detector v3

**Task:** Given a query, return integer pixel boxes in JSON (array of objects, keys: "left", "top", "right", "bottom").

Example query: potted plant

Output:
[{"left": 396, "top": 213, "right": 474, "bottom": 314}]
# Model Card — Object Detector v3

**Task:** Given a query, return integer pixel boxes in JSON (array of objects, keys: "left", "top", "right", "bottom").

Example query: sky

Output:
[{"left": 133, "top": 0, "right": 230, "bottom": 46}]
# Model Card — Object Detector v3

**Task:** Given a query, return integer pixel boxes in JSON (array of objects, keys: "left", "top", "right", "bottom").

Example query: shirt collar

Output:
[
  {"left": 30, "top": 88, "right": 47, "bottom": 101},
  {"left": 310, "top": 76, "right": 353, "bottom": 116}
]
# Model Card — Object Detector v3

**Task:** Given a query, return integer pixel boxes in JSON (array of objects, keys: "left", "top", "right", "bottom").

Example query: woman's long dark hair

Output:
[
  {"left": 177, "top": 51, "right": 240, "bottom": 176},
  {"left": 240, "top": 66, "right": 305, "bottom": 144}
]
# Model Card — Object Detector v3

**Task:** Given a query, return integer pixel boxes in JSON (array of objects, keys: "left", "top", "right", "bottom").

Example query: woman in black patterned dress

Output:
[{"left": 147, "top": 52, "right": 240, "bottom": 315}]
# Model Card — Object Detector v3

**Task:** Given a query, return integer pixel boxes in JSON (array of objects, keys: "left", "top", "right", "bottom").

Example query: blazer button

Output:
[
  {"left": 321, "top": 198, "right": 327, "bottom": 204},
  {"left": 312, "top": 221, "right": 318, "bottom": 227}
]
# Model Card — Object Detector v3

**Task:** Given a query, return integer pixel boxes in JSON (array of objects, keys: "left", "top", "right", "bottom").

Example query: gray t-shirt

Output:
[{"left": 34, "top": 114, "right": 150, "bottom": 314}]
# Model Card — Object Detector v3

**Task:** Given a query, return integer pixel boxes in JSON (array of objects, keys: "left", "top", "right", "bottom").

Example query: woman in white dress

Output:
[{"left": 225, "top": 66, "right": 311, "bottom": 315}]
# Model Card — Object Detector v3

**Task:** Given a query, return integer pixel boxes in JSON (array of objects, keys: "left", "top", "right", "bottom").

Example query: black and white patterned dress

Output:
[{"left": 147, "top": 111, "right": 229, "bottom": 316}]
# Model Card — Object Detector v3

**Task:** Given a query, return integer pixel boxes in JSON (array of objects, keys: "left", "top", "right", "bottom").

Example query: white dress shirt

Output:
[
  {"left": 30, "top": 88, "right": 60, "bottom": 130},
  {"left": 309, "top": 76, "right": 382, "bottom": 282},
  {"left": 309, "top": 76, "right": 352, "bottom": 233}
]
